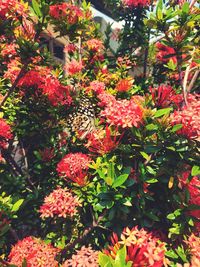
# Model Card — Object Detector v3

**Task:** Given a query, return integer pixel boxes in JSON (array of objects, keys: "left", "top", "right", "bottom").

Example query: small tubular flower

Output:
[
  {"left": 57, "top": 153, "right": 91, "bottom": 186},
  {"left": 62, "top": 246, "right": 99, "bottom": 267},
  {"left": 86, "top": 39, "right": 104, "bottom": 52},
  {"left": 150, "top": 84, "right": 177, "bottom": 108},
  {"left": 103, "top": 226, "right": 167, "bottom": 267},
  {"left": 185, "top": 234, "right": 200, "bottom": 266},
  {"left": 101, "top": 98, "right": 143, "bottom": 128},
  {"left": 8, "top": 236, "right": 59, "bottom": 267},
  {"left": 39, "top": 187, "right": 80, "bottom": 219},
  {"left": 65, "top": 59, "right": 84, "bottom": 75}
]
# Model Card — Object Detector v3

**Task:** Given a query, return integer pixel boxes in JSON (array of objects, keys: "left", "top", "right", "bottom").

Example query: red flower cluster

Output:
[
  {"left": 57, "top": 153, "right": 91, "bottom": 186},
  {"left": 86, "top": 38, "right": 104, "bottom": 52},
  {"left": 101, "top": 98, "right": 143, "bottom": 128},
  {"left": 122, "top": 0, "right": 150, "bottom": 7},
  {"left": 49, "top": 3, "right": 83, "bottom": 25},
  {"left": 116, "top": 78, "right": 133, "bottom": 92},
  {"left": 8, "top": 236, "right": 59, "bottom": 267},
  {"left": 39, "top": 187, "right": 80, "bottom": 219},
  {"left": 185, "top": 234, "right": 200, "bottom": 267},
  {"left": 85, "top": 127, "right": 121, "bottom": 155},
  {"left": 156, "top": 42, "right": 177, "bottom": 64},
  {"left": 178, "top": 171, "right": 200, "bottom": 231},
  {"left": 150, "top": 84, "right": 177, "bottom": 108},
  {"left": 0, "top": 118, "right": 12, "bottom": 149},
  {"left": 104, "top": 226, "right": 167, "bottom": 267},
  {"left": 65, "top": 59, "right": 84, "bottom": 76},
  {"left": 62, "top": 246, "right": 99, "bottom": 267},
  {"left": 0, "top": 0, "right": 27, "bottom": 19},
  {"left": 4, "top": 64, "right": 72, "bottom": 106},
  {"left": 86, "top": 81, "right": 105, "bottom": 94},
  {"left": 97, "top": 92, "right": 116, "bottom": 107},
  {"left": 0, "top": 43, "right": 17, "bottom": 59},
  {"left": 171, "top": 95, "right": 200, "bottom": 139}
]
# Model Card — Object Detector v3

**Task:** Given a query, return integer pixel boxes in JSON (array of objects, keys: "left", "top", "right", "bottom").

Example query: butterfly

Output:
[{"left": 65, "top": 97, "right": 96, "bottom": 139}]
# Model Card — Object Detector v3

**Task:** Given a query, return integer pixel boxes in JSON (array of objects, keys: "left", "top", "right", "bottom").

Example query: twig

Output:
[{"left": 188, "top": 69, "right": 200, "bottom": 92}]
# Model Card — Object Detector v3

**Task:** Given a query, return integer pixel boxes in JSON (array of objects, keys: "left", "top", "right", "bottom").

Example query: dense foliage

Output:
[{"left": 0, "top": 0, "right": 199, "bottom": 266}]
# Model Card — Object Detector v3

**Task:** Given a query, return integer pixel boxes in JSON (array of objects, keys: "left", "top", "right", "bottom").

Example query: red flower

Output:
[
  {"left": 85, "top": 126, "right": 121, "bottom": 155},
  {"left": 178, "top": 170, "right": 200, "bottom": 231},
  {"left": 64, "top": 43, "right": 77, "bottom": 54},
  {"left": 65, "top": 59, "right": 84, "bottom": 75},
  {"left": 0, "top": 118, "right": 12, "bottom": 149},
  {"left": 49, "top": 3, "right": 83, "bottom": 25},
  {"left": 62, "top": 246, "right": 99, "bottom": 267},
  {"left": 8, "top": 236, "right": 59, "bottom": 267},
  {"left": 156, "top": 42, "right": 177, "bottom": 64},
  {"left": 101, "top": 98, "right": 143, "bottom": 128},
  {"left": 116, "top": 78, "right": 133, "bottom": 92},
  {"left": 57, "top": 153, "right": 91, "bottom": 186},
  {"left": 0, "top": 0, "right": 27, "bottom": 19},
  {"left": 122, "top": 0, "right": 150, "bottom": 7},
  {"left": 104, "top": 226, "right": 167, "bottom": 267},
  {"left": 185, "top": 234, "right": 200, "bottom": 267},
  {"left": 39, "top": 187, "right": 80, "bottom": 219},
  {"left": 86, "top": 39, "right": 104, "bottom": 52},
  {"left": 150, "top": 84, "right": 177, "bottom": 108},
  {"left": 171, "top": 95, "right": 200, "bottom": 139}
]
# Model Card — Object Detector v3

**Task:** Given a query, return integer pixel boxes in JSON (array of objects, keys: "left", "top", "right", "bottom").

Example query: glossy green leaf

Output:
[{"left": 11, "top": 199, "right": 24, "bottom": 212}]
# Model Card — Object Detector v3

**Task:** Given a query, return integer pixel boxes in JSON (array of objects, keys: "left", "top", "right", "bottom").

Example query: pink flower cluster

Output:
[
  {"left": 49, "top": 3, "right": 83, "bottom": 25},
  {"left": 39, "top": 187, "right": 80, "bottom": 219},
  {"left": 65, "top": 59, "right": 84, "bottom": 76},
  {"left": 86, "top": 80, "right": 105, "bottom": 94},
  {"left": 86, "top": 38, "right": 104, "bottom": 52},
  {"left": 62, "top": 246, "right": 99, "bottom": 267},
  {"left": 8, "top": 236, "right": 59, "bottom": 267},
  {"left": 122, "top": 0, "right": 150, "bottom": 7},
  {"left": 57, "top": 153, "right": 91, "bottom": 186},
  {"left": 104, "top": 226, "right": 167, "bottom": 267},
  {"left": 171, "top": 95, "right": 200, "bottom": 139},
  {"left": 101, "top": 98, "right": 143, "bottom": 128},
  {"left": 185, "top": 234, "right": 200, "bottom": 267}
]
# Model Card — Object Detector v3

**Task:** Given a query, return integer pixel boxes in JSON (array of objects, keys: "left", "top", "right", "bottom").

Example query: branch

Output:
[
  {"left": 60, "top": 210, "right": 107, "bottom": 258},
  {"left": 0, "top": 63, "right": 29, "bottom": 108},
  {"left": 188, "top": 69, "right": 200, "bottom": 92}
]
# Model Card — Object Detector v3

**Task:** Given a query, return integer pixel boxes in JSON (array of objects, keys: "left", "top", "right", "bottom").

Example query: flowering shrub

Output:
[
  {"left": 8, "top": 236, "right": 59, "bottom": 267},
  {"left": 0, "top": 0, "right": 199, "bottom": 266}
]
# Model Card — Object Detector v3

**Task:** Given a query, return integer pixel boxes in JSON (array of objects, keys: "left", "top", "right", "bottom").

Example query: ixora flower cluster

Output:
[
  {"left": 39, "top": 187, "right": 80, "bottom": 219},
  {"left": 8, "top": 236, "right": 59, "bottom": 267},
  {"left": 102, "top": 226, "right": 168, "bottom": 267},
  {"left": 62, "top": 246, "right": 99, "bottom": 267},
  {"left": 57, "top": 153, "right": 91, "bottom": 186},
  {"left": 0, "top": 118, "right": 12, "bottom": 161}
]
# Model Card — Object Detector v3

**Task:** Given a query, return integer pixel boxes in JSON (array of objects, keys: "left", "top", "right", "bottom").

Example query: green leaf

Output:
[
  {"left": 182, "top": 2, "right": 189, "bottom": 14},
  {"left": 32, "top": 0, "right": 42, "bottom": 18},
  {"left": 154, "top": 108, "right": 172, "bottom": 118},
  {"left": 11, "top": 199, "right": 24, "bottom": 212},
  {"left": 112, "top": 173, "right": 129, "bottom": 188},
  {"left": 140, "top": 151, "right": 150, "bottom": 161},
  {"left": 191, "top": 165, "right": 200, "bottom": 176},
  {"left": 171, "top": 124, "right": 182, "bottom": 132},
  {"left": 98, "top": 252, "right": 112, "bottom": 267}
]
